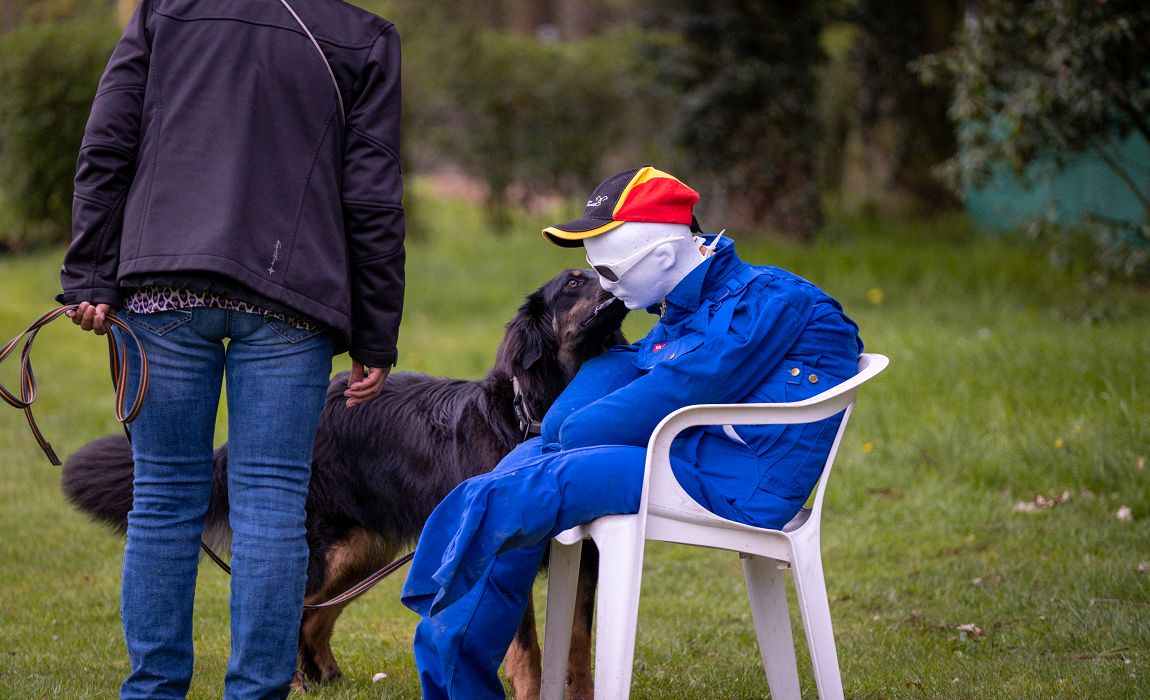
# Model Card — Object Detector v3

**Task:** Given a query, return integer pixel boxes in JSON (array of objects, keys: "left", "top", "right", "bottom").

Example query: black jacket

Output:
[{"left": 59, "top": 0, "right": 405, "bottom": 367}]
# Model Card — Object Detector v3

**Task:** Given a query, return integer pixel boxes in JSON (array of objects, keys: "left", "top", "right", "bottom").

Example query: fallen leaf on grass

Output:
[
  {"left": 956, "top": 623, "right": 985, "bottom": 639},
  {"left": 1013, "top": 490, "right": 1071, "bottom": 513},
  {"left": 372, "top": 672, "right": 388, "bottom": 683},
  {"left": 1116, "top": 506, "right": 1133, "bottom": 522},
  {"left": 906, "top": 609, "right": 922, "bottom": 627}
]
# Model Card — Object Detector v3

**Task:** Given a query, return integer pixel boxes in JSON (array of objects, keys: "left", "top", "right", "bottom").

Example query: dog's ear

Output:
[{"left": 496, "top": 289, "right": 554, "bottom": 376}]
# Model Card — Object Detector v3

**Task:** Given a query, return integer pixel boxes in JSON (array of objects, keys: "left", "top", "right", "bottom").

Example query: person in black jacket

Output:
[{"left": 58, "top": 1, "right": 404, "bottom": 697}]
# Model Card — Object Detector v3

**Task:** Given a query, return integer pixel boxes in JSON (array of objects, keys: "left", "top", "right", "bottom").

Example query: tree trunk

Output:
[{"left": 839, "top": 0, "right": 962, "bottom": 215}]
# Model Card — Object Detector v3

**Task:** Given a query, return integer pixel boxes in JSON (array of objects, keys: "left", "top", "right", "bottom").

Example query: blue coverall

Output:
[{"left": 401, "top": 237, "right": 862, "bottom": 698}]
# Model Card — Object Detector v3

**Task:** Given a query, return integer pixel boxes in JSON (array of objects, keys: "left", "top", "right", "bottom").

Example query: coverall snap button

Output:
[
  {"left": 808, "top": 373, "right": 818, "bottom": 384},
  {"left": 790, "top": 367, "right": 800, "bottom": 376}
]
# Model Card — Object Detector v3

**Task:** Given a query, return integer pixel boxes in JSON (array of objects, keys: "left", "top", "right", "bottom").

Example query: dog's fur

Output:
[{"left": 62, "top": 269, "right": 627, "bottom": 698}]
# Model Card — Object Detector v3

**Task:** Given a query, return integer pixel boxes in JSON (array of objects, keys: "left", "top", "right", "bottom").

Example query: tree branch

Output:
[
  {"left": 1106, "top": 85, "right": 1150, "bottom": 146},
  {"left": 1091, "top": 137, "right": 1150, "bottom": 220}
]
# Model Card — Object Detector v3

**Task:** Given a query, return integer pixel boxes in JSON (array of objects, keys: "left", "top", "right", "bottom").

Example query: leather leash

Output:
[
  {"left": 201, "top": 375, "right": 547, "bottom": 607},
  {"left": 1, "top": 305, "right": 148, "bottom": 466},
  {"left": 200, "top": 541, "right": 414, "bottom": 610},
  {"left": 2, "top": 306, "right": 413, "bottom": 609}
]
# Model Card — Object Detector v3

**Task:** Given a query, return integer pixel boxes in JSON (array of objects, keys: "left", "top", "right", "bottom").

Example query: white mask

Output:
[{"left": 585, "top": 222, "right": 704, "bottom": 310}]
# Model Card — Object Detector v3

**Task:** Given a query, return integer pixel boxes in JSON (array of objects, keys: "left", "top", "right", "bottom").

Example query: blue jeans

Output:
[{"left": 115, "top": 308, "right": 332, "bottom": 700}]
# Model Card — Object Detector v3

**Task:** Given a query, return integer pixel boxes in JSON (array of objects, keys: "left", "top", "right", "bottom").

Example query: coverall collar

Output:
[{"left": 656, "top": 235, "right": 742, "bottom": 321}]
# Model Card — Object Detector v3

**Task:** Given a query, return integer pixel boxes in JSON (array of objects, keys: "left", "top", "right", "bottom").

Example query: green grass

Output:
[{"left": 2, "top": 193, "right": 1149, "bottom": 699}]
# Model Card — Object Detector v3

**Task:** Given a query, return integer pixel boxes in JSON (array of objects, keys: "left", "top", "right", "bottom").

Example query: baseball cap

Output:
[{"left": 543, "top": 166, "right": 701, "bottom": 247}]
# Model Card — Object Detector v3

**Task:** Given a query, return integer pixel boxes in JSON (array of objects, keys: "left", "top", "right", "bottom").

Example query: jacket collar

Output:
[{"left": 653, "top": 235, "right": 743, "bottom": 321}]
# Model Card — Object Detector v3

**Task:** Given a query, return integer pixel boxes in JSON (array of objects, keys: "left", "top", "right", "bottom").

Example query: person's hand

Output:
[
  {"left": 66, "top": 302, "right": 115, "bottom": 335},
  {"left": 345, "top": 361, "right": 389, "bottom": 407}
]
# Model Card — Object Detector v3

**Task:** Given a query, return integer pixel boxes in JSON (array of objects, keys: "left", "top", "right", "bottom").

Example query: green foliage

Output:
[
  {"left": 918, "top": 0, "right": 1150, "bottom": 278},
  {"left": 834, "top": 0, "right": 960, "bottom": 212},
  {"left": 3, "top": 193, "right": 1150, "bottom": 697},
  {"left": 0, "top": 15, "right": 119, "bottom": 251},
  {"left": 424, "top": 27, "right": 672, "bottom": 229},
  {"left": 650, "top": 0, "right": 827, "bottom": 239}
]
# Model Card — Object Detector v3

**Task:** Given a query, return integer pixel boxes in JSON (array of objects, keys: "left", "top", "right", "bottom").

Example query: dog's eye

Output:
[{"left": 566, "top": 278, "right": 582, "bottom": 288}]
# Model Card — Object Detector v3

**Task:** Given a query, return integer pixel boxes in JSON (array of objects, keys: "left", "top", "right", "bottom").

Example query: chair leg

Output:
[
  {"left": 590, "top": 516, "right": 646, "bottom": 700},
  {"left": 790, "top": 544, "right": 844, "bottom": 700},
  {"left": 542, "top": 539, "right": 584, "bottom": 700},
  {"left": 742, "top": 554, "right": 801, "bottom": 700}
]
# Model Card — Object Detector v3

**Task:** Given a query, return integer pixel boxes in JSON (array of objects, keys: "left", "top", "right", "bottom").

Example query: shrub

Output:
[
  {"left": 0, "top": 17, "right": 118, "bottom": 251},
  {"left": 427, "top": 28, "right": 675, "bottom": 228}
]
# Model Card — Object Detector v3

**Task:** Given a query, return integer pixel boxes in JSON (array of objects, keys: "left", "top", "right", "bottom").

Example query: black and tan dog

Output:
[{"left": 62, "top": 269, "right": 627, "bottom": 698}]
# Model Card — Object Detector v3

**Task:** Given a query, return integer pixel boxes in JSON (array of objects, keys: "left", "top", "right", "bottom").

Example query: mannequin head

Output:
[
  {"left": 542, "top": 166, "right": 706, "bottom": 310},
  {"left": 584, "top": 222, "right": 704, "bottom": 309}
]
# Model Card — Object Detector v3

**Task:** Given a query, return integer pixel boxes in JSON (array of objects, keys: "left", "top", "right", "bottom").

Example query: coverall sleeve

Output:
[
  {"left": 342, "top": 25, "right": 405, "bottom": 368},
  {"left": 58, "top": 0, "right": 153, "bottom": 307},
  {"left": 539, "top": 345, "right": 642, "bottom": 445},
  {"left": 558, "top": 281, "right": 815, "bottom": 450}
]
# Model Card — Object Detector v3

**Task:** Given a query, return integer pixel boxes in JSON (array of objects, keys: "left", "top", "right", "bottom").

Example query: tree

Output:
[
  {"left": 651, "top": 0, "right": 828, "bottom": 240},
  {"left": 836, "top": 0, "right": 961, "bottom": 214},
  {"left": 918, "top": 0, "right": 1150, "bottom": 275}
]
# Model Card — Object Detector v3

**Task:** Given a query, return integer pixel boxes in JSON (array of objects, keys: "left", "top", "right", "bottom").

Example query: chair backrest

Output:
[
  {"left": 802, "top": 352, "right": 888, "bottom": 529},
  {"left": 639, "top": 353, "right": 889, "bottom": 534}
]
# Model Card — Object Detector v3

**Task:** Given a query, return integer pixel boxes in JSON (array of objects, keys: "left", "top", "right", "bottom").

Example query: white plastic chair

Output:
[{"left": 540, "top": 353, "right": 889, "bottom": 700}]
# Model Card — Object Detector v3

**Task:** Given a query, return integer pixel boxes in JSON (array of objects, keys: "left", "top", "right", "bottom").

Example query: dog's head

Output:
[{"left": 495, "top": 269, "right": 628, "bottom": 419}]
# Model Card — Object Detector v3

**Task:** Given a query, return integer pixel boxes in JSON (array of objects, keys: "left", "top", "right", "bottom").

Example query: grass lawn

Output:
[{"left": 2, "top": 191, "right": 1149, "bottom": 699}]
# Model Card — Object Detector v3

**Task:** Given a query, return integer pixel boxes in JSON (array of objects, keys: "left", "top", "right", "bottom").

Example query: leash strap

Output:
[
  {"left": 277, "top": 0, "right": 346, "bottom": 128},
  {"left": 4, "top": 308, "right": 403, "bottom": 608},
  {"left": 1, "top": 305, "right": 148, "bottom": 466},
  {"left": 200, "top": 540, "right": 412, "bottom": 610}
]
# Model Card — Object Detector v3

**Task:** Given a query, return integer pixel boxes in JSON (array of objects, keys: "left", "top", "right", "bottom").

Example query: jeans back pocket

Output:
[
  {"left": 123, "top": 309, "right": 193, "bottom": 336},
  {"left": 262, "top": 316, "right": 323, "bottom": 344}
]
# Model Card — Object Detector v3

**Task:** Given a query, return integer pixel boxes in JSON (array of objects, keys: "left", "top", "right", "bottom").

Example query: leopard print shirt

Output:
[{"left": 125, "top": 286, "right": 318, "bottom": 330}]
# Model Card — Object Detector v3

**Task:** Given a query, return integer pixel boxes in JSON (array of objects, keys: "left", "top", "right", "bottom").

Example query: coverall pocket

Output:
[
  {"left": 123, "top": 309, "right": 193, "bottom": 337},
  {"left": 635, "top": 332, "right": 704, "bottom": 369}
]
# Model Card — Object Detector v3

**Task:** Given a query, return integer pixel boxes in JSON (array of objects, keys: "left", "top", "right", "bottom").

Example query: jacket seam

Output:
[
  {"left": 353, "top": 248, "right": 402, "bottom": 265},
  {"left": 342, "top": 199, "right": 402, "bottom": 210},
  {"left": 96, "top": 85, "right": 146, "bottom": 98},
  {"left": 78, "top": 140, "right": 137, "bottom": 163},
  {"left": 282, "top": 110, "right": 338, "bottom": 282},
  {"left": 153, "top": 9, "right": 379, "bottom": 49},
  {"left": 73, "top": 191, "right": 112, "bottom": 208},
  {"left": 348, "top": 125, "right": 400, "bottom": 164},
  {"left": 135, "top": 55, "right": 161, "bottom": 260},
  {"left": 85, "top": 189, "right": 129, "bottom": 294},
  {"left": 120, "top": 254, "right": 351, "bottom": 317}
]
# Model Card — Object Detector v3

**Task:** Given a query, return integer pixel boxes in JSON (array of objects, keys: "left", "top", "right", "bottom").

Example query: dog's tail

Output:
[
  {"left": 61, "top": 434, "right": 232, "bottom": 552},
  {"left": 61, "top": 434, "right": 136, "bottom": 533}
]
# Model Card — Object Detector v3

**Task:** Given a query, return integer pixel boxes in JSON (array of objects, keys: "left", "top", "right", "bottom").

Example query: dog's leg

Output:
[
  {"left": 293, "top": 528, "right": 397, "bottom": 688},
  {"left": 504, "top": 597, "right": 542, "bottom": 700},
  {"left": 566, "top": 543, "right": 598, "bottom": 700},
  {"left": 297, "top": 603, "right": 348, "bottom": 684}
]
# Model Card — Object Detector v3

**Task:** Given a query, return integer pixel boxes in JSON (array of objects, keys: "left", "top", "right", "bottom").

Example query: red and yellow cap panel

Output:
[{"left": 543, "top": 166, "right": 700, "bottom": 247}]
